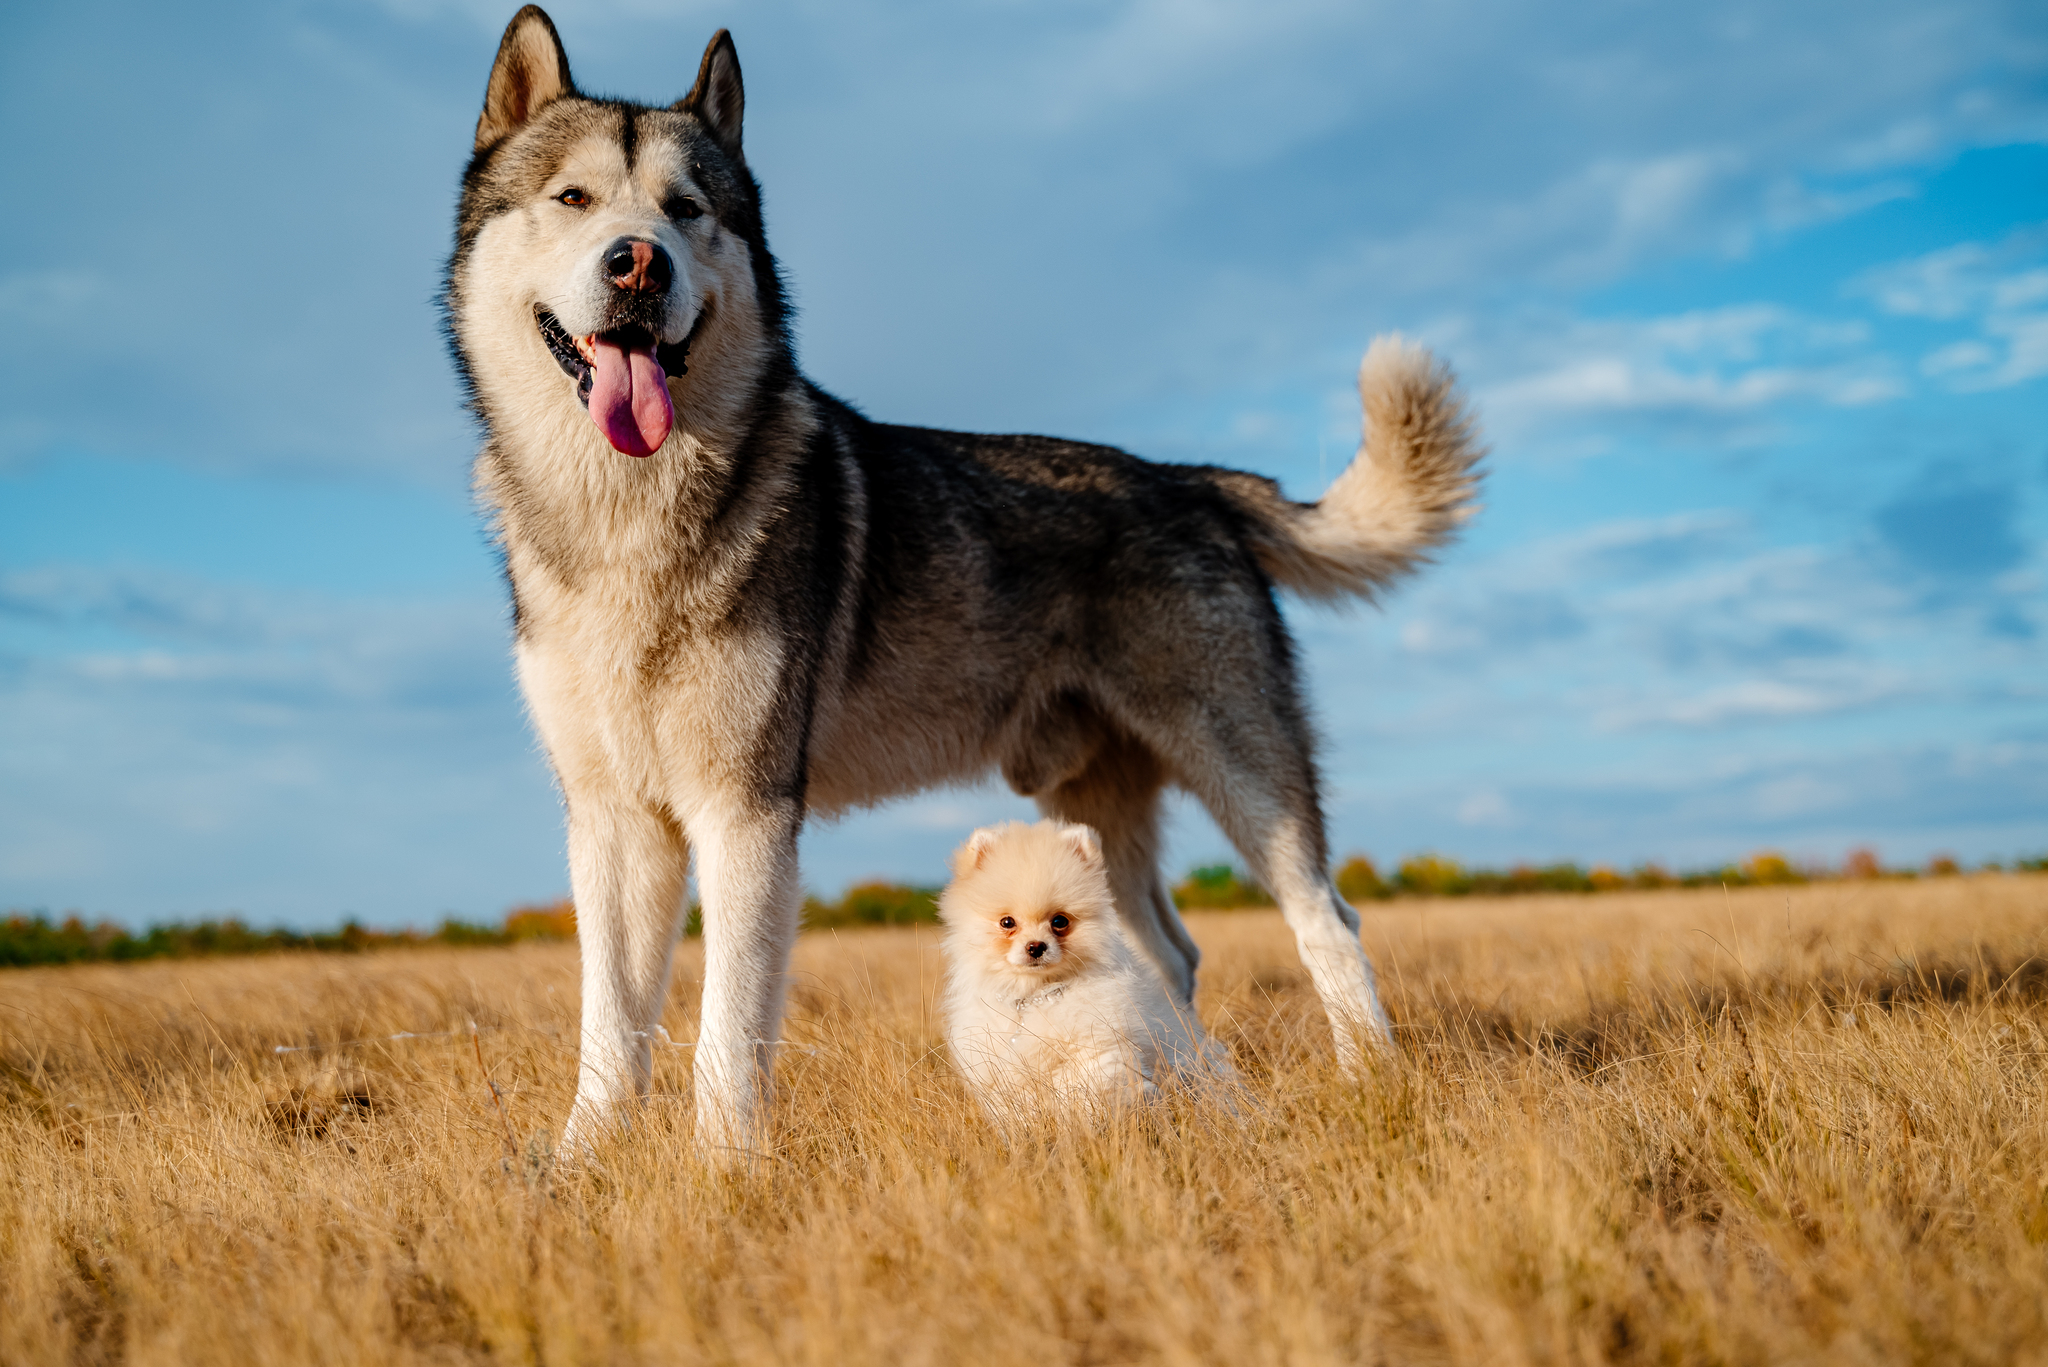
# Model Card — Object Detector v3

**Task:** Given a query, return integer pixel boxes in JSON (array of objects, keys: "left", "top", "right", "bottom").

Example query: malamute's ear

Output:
[
  {"left": 475, "top": 6, "right": 575, "bottom": 152},
  {"left": 678, "top": 30, "right": 744, "bottom": 159}
]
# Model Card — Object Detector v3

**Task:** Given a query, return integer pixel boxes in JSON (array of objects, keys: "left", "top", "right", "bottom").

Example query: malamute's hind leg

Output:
[
  {"left": 1169, "top": 732, "right": 1394, "bottom": 1073},
  {"left": 1248, "top": 809, "right": 1394, "bottom": 1073},
  {"left": 1034, "top": 732, "right": 1202, "bottom": 1005}
]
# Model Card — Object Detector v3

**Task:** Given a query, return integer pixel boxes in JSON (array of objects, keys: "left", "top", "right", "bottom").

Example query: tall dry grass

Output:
[{"left": 4, "top": 875, "right": 2046, "bottom": 1364}]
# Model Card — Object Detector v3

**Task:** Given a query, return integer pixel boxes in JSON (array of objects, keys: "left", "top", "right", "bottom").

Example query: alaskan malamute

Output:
[{"left": 444, "top": 6, "right": 1484, "bottom": 1155}]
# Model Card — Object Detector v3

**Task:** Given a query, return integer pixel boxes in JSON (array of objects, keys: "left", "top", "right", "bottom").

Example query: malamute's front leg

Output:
[
  {"left": 561, "top": 796, "right": 691, "bottom": 1151},
  {"left": 689, "top": 801, "right": 805, "bottom": 1162}
]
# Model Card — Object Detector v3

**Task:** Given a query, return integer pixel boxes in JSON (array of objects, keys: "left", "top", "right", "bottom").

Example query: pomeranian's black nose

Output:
[
  {"left": 603, "top": 237, "right": 673, "bottom": 294},
  {"left": 1026, "top": 940, "right": 1047, "bottom": 960}
]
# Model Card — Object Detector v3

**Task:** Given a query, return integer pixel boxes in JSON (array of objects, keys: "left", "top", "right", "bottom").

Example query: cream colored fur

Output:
[
  {"left": 940, "top": 821, "right": 1237, "bottom": 1123},
  {"left": 1245, "top": 335, "right": 1484, "bottom": 603}
]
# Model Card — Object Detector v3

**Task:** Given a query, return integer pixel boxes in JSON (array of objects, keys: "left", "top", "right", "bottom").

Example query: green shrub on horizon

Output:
[
  {"left": 1172, "top": 864, "right": 1274, "bottom": 910},
  {"left": 802, "top": 881, "right": 942, "bottom": 929}
]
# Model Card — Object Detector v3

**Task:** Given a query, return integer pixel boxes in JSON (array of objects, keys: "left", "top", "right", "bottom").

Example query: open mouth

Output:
[{"left": 535, "top": 307, "right": 699, "bottom": 458}]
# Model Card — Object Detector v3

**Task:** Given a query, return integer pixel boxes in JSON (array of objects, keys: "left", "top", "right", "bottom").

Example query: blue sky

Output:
[{"left": 2, "top": 0, "right": 2043, "bottom": 926}]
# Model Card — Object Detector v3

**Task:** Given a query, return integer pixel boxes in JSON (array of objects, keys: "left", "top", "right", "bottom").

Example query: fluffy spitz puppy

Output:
[{"left": 940, "top": 820, "right": 1236, "bottom": 1119}]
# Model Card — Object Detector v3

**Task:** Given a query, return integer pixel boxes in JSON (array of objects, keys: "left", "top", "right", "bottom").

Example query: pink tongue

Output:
[{"left": 587, "top": 335, "right": 673, "bottom": 457}]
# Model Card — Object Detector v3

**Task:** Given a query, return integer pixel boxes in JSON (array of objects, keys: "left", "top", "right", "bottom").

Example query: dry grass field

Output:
[{"left": 5, "top": 875, "right": 2047, "bottom": 1365}]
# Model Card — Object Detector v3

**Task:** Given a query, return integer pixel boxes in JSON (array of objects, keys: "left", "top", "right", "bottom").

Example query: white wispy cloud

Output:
[
  {"left": 1458, "top": 303, "right": 1906, "bottom": 440},
  {"left": 1850, "top": 226, "right": 2048, "bottom": 389},
  {"left": 1595, "top": 675, "right": 1917, "bottom": 732}
]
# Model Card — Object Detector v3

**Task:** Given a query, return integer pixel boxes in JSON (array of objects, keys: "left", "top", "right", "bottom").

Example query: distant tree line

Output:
[
  {"left": 0, "top": 883, "right": 943, "bottom": 968},
  {"left": 1172, "top": 847, "right": 2046, "bottom": 909},
  {"left": 1314, "top": 847, "right": 2045, "bottom": 904},
  {"left": 0, "top": 903, "right": 581, "bottom": 968},
  {"left": 5, "top": 848, "right": 2042, "bottom": 968}
]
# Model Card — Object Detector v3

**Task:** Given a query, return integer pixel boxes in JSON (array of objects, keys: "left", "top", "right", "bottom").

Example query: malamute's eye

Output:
[
  {"left": 555, "top": 187, "right": 590, "bottom": 207},
  {"left": 998, "top": 916, "right": 1016, "bottom": 930},
  {"left": 667, "top": 195, "right": 704, "bottom": 221},
  {"left": 1049, "top": 913, "right": 1071, "bottom": 933}
]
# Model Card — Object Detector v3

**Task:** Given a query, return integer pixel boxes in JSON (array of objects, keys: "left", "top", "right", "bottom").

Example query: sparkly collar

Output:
[{"left": 1012, "top": 980, "right": 1069, "bottom": 1012}]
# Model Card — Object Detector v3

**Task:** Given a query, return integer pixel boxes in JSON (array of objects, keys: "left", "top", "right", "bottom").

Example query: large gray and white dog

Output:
[{"left": 446, "top": 6, "right": 1484, "bottom": 1155}]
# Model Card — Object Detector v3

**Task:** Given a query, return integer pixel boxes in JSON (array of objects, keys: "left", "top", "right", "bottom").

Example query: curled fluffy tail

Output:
[{"left": 1218, "top": 335, "right": 1484, "bottom": 603}]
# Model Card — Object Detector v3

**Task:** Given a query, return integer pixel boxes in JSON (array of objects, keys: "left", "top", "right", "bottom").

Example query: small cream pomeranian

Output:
[{"left": 939, "top": 819, "right": 1236, "bottom": 1120}]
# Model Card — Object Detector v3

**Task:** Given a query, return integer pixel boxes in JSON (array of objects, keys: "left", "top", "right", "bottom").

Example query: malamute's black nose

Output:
[{"left": 604, "top": 238, "right": 673, "bottom": 294}]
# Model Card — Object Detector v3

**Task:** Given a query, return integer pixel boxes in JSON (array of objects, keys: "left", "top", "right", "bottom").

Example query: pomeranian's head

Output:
[{"left": 941, "top": 820, "right": 1120, "bottom": 992}]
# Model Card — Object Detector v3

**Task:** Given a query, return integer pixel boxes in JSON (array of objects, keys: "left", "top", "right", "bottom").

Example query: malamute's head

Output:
[{"left": 446, "top": 6, "right": 785, "bottom": 459}]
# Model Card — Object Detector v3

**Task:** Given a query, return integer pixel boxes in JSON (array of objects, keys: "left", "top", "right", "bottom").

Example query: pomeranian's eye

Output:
[
  {"left": 1049, "top": 913, "right": 1071, "bottom": 933},
  {"left": 998, "top": 916, "right": 1016, "bottom": 930},
  {"left": 555, "top": 187, "right": 589, "bottom": 207}
]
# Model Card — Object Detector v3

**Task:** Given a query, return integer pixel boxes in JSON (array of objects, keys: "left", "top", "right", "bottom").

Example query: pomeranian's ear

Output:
[
  {"left": 952, "top": 826, "right": 1002, "bottom": 877},
  {"left": 1060, "top": 824, "right": 1103, "bottom": 867}
]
